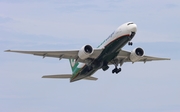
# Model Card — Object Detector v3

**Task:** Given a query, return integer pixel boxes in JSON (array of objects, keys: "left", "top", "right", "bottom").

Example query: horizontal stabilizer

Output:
[
  {"left": 42, "top": 74, "right": 72, "bottom": 78},
  {"left": 42, "top": 74, "right": 98, "bottom": 81},
  {"left": 84, "top": 76, "right": 98, "bottom": 80}
]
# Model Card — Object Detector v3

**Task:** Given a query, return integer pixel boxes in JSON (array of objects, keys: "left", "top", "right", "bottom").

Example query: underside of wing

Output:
[
  {"left": 5, "top": 48, "right": 103, "bottom": 63},
  {"left": 139, "top": 55, "right": 170, "bottom": 62},
  {"left": 109, "top": 49, "right": 170, "bottom": 65},
  {"left": 5, "top": 50, "right": 79, "bottom": 59}
]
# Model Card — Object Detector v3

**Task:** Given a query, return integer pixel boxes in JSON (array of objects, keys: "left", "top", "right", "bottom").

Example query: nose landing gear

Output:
[{"left": 128, "top": 42, "right": 133, "bottom": 46}]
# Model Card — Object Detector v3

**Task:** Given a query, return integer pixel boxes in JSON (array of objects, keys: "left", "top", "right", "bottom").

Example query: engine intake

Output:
[
  {"left": 78, "top": 45, "right": 94, "bottom": 60},
  {"left": 130, "top": 47, "right": 144, "bottom": 62}
]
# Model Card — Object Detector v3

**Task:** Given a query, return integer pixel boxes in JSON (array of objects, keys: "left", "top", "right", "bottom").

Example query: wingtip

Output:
[
  {"left": 4, "top": 50, "right": 11, "bottom": 52},
  {"left": 165, "top": 58, "right": 171, "bottom": 60},
  {"left": 41, "top": 76, "right": 49, "bottom": 78}
]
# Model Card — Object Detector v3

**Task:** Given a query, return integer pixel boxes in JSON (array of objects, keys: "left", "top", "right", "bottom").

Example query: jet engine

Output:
[
  {"left": 130, "top": 47, "right": 144, "bottom": 62},
  {"left": 78, "top": 45, "right": 94, "bottom": 60}
]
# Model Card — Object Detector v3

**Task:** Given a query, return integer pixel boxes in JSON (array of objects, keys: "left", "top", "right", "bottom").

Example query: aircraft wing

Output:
[
  {"left": 4, "top": 49, "right": 103, "bottom": 63},
  {"left": 110, "top": 50, "right": 170, "bottom": 65}
]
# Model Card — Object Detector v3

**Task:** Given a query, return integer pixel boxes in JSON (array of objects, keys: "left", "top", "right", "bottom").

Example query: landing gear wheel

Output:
[
  {"left": 112, "top": 68, "right": 117, "bottom": 74},
  {"left": 128, "top": 42, "right": 133, "bottom": 46},
  {"left": 112, "top": 59, "right": 122, "bottom": 74},
  {"left": 116, "top": 68, "right": 121, "bottom": 73},
  {"left": 112, "top": 68, "right": 121, "bottom": 74}
]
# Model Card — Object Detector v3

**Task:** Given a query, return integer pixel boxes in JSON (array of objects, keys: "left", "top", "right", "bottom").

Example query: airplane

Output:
[{"left": 5, "top": 22, "right": 170, "bottom": 82}]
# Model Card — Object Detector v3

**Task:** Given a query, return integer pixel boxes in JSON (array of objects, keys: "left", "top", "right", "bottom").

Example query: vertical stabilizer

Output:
[{"left": 69, "top": 59, "right": 79, "bottom": 74}]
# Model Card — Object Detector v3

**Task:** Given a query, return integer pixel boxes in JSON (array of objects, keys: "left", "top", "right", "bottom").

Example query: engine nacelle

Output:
[
  {"left": 78, "top": 45, "right": 94, "bottom": 60},
  {"left": 130, "top": 47, "right": 144, "bottom": 62}
]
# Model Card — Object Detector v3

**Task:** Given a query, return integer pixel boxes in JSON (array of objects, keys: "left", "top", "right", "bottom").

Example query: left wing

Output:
[
  {"left": 5, "top": 49, "right": 103, "bottom": 63},
  {"left": 110, "top": 50, "right": 170, "bottom": 65}
]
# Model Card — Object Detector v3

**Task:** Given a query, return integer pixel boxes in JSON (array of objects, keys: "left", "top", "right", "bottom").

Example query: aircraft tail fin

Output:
[
  {"left": 69, "top": 59, "right": 79, "bottom": 73},
  {"left": 42, "top": 74, "right": 98, "bottom": 81}
]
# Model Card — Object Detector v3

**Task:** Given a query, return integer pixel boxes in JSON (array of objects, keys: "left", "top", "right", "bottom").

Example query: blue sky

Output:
[{"left": 0, "top": 0, "right": 180, "bottom": 112}]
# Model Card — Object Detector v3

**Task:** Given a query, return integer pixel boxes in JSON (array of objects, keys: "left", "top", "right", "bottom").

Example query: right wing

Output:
[
  {"left": 5, "top": 48, "right": 103, "bottom": 63},
  {"left": 118, "top": 50, "right": 170, "bottom": 62},
  {"left": 109, "top": 49, "right": 170, "bottom": 66}
]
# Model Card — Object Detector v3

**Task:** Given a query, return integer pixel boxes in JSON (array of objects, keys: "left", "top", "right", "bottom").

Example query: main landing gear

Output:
[
  {"left": 112, "top": 60, "right": 121, "bottom": 74},
  {"left": 112, "top": 67, "right": 121, "bottom": 74}
]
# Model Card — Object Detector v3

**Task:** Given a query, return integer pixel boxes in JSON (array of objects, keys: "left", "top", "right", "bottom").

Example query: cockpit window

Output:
[{"left": 127, "top": 22, "right": 134, "bottom": 25}]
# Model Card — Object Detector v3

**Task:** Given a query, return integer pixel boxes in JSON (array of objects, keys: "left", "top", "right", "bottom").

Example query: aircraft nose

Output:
[{"left": 127, "top": 23, "right": 137, "bottom": 32}]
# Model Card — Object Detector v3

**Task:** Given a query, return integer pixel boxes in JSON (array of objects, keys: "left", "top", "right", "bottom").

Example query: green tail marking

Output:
[{"left": 69, "top": 59, "right": 79, "bottom": 74}]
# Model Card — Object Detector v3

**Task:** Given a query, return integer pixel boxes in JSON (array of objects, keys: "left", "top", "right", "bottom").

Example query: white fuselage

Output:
[
  {"left": 99, "top": 22, "right": 137, "bottom": 49},
  {"left": 77, "top": 22, "right": 137, "bottom": 68}
]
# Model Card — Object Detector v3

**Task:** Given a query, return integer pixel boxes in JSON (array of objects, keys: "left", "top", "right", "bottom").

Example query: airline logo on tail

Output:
[
  {"left": 70, "top": 59, "right": 76, "bottom": 67},
  {"left": 69, "top": 59, "right": 79, "bottom": 73}
]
